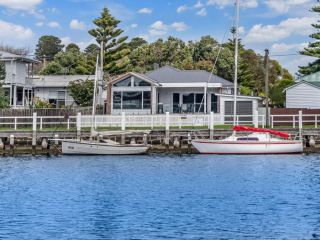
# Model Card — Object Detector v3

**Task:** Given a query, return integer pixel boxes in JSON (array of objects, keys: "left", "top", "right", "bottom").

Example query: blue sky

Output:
[{"left": 0, "top": 0, "right": 317, "bottom": 75}]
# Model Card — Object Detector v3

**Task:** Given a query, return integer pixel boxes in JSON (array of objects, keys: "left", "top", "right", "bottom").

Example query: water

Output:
[{"left": 0, "top": 154, "right": 320, "bottom": 240}]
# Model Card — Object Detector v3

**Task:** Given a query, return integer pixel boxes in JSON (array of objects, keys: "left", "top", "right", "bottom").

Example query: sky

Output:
[{"left": 0, "top": 0, "right": 317, "bottom": 75}]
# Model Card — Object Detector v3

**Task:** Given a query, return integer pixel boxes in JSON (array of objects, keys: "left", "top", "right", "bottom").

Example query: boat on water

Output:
[
  {"left": 62, "top": 139, "right": 150, "bottom": 155},
  {"left": 192, "top": 125, "right": 303, "bottom": 154}
]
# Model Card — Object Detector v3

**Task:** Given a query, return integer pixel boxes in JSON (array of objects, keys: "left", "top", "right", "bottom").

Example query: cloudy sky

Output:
[{"left": 0, "top": 0, "right": 316, "bottom": 75}]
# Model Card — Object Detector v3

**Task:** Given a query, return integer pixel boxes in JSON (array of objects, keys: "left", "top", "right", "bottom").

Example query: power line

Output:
[{"left": 269, "top": 53, "right": 301, "bottom": 57}]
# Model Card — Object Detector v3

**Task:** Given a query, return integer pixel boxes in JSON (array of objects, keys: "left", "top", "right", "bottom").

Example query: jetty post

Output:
[
  {"left": 121, "top": 112, "right": 126, "bottom": 144},
  {"left": 32, "top": 112, "right": 37, "bottom": 155},
  {"left": 76, "top": 112, "right": 81, "bottom": 140},
  {"left": 209, "top": 112, "right": 214, "bottom": 140},
  {"left": 9, "top": 134, "right": 14, "bottom": 156},
  {"left": 299, "top": 110, "right": 303, "bottom": 140},
  {"left": 165, "top": 112, "right": 170, "bottom": 149}
]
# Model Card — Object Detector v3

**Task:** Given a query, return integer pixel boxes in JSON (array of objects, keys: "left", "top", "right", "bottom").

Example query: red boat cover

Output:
[{"left": 233, "top": 125, "right": 290, "bottom": 139}]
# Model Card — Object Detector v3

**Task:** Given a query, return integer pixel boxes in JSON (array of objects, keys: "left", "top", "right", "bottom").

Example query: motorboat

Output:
[{"left": 192, "top": 125, "right": 303, "bottom": 154}]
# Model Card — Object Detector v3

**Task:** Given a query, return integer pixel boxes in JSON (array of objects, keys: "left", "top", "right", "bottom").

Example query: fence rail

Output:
[{"left": 0, "top": 110, "right": 315, "bottom": 131}]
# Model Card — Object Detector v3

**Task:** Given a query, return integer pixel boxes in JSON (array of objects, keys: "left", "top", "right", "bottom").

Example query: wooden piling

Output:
[{"left": 9, "top": 135, "right": 14, "bottom": 156}]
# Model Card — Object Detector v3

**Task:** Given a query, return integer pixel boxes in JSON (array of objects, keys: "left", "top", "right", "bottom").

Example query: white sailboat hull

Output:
[
  {"left": 62, "top": 140, "right": 150, "bottom": 155},
  {"left": 192, "top": 139, "right": 303, "bottom": 154}
]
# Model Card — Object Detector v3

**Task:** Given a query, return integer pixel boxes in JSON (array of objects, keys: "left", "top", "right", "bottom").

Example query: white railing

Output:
[{"left": 0, "top": 110, "right": 317, "bottom": 131}]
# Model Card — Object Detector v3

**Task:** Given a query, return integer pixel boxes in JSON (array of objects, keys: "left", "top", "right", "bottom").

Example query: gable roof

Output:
[
  {"left": 283, "top": 80, "right": 320, "bottom": 92},
  {"left": 0, "top": 51, "right": 38, "bottom": 63},
  {"left": 145, "top": 66, "right": 233, "bottom": 86},
  {"left": 296, "top": 71, "right": 320, "bottom": 83},
  {"left": 110, "top": 72, "right": 160, "bottom": 86}
]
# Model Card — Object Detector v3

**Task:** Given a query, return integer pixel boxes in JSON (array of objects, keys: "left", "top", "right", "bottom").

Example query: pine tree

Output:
[
  {"left": 89, "top": 8, "right": 131, "bottom": 75},
  {"left": 298, "top": 2, "right": 320, "bottom": 76},
  {"left": 0, "top": 62, "right": 9, "bottom": 108}
]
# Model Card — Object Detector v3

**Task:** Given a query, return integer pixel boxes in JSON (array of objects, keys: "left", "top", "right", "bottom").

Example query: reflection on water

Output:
[{"left": 0, "top": 154, "right": 320, "bottom": 239}]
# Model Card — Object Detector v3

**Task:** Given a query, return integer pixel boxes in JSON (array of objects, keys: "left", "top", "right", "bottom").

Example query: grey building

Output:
[
  {"left": 0, "top": 51, "right": 37, "bottom": 108},
  {"left": 107, "top": 66, "right": 260, "bottom": 115}
]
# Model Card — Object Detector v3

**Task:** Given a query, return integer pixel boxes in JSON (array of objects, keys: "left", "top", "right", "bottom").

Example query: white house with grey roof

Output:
[
  {"left": 284, "top": 71, "right": 320, "bottom": 109},
  {"left": 106, "top": 66, "right": 260, "bottom": 116},
  {"left": 32, "top": 75, "right": 96, "bottom": 108},
  {"left": 0, "top": 51, "right": 37, "bottom": 108}
]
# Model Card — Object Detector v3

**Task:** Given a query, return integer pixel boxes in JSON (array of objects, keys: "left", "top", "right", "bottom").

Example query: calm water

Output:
[{"left": 0, "top": 154, "right": 320, "bottom": 240}]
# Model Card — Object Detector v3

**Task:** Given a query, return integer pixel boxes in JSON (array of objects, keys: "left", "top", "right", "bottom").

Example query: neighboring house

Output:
[
  {"left": 106, "top": 66, "right": 261, "bottom": 115},
  {"left": 284, "top": 71, "right": 320, "bottom": 109},
  {"left": 0, "top": 51, "right": 38, "bottom": 108},
  {"left": 32, "top": 75, "right": 95, "bottom": 108}
]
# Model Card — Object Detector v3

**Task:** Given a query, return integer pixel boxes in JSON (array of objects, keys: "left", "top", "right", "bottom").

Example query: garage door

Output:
[{"left": 225, "top": 101, "right": 253, "bottom": 124}]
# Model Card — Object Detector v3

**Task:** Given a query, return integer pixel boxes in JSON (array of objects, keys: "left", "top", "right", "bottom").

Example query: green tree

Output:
[
  {"left": 66, "top": 43, "right": 80, "bottom": 53},
  {"left": 68, "top": 79, "right": 94, "bottom": 106},
  {"left": 128, "top": 37, "right": 147, "bottom": 50},
  {"left": 269, "top": 79, "right": 294, "bottom": 107},
  {"left": 85, "top": 43, "right": 100, "bottom": 56},
  {"left": 88, "top": 7, "right": 131, "bottom": 75},
  {"left": 35, "top": 35, "right": 64, "bottom": 61},
  {"left": 298, "top": 2, "right": 320, "bottom": 75},
  {"left": 33, "top": 97, "right": 53, "bottom": 109},
  {"left": 0, "top": 62, "right": 9, "bottom": 108}
]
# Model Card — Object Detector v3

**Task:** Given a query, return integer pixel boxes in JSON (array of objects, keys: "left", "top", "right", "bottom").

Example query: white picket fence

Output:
[{"left": 0, "top": 110, "right": 316, "bottom": 131}]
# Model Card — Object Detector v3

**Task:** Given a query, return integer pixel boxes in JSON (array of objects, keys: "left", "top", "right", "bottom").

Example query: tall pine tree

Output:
[
  {"left": 89, "top": 8, "right": 131, "bottom": 75},
  {"left": 0, "top": 62, "right": 9, "bottom": 108},
  {"left": 298, "top": 1, "right": 320, "bottom": 76}
]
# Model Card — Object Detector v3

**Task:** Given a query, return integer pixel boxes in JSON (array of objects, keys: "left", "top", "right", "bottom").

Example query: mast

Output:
[
  {"left": 90, "top": 55, "right": 99, "bottom": 140},
  {"left": 233, "top": 0, "right": 240, "bottom": 126}
]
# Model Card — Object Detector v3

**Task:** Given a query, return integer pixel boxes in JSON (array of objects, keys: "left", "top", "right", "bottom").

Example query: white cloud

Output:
[
  {"left": 194, "top": 0, "right": 204, "bottom": 8},
  {"left": 266, "top": 0, "right": 312, "bottom": 13},
  {"left": 0, "top": 20, "right": 33, "bottom": 41},
  {"left": 171, "top": 22, "right": 189, "bottom": 32},
  {"left": 177, "top": 5, "right": 188, "bottom": 13},
  {"left": 196, "top": 8, "right": 207, "bottom": 16},
  {"left": 36, "top": 21, "right": 43, "bottom": 27},
  {"left": 271, "top": 42, "right": 308, "bottom": 54},
  {"left": 0, "top": 0, "right": 42, "bottom": 11},
  {"left": 149, "top": 21, "right": 168, "bottom": 36},
  {"left": 245, "top": 17, "right": 316, "bottom": 43},
  {"left": 207, "top": 0, "right": 258, "bottom": 8},
  {"left": 47, "top": 21, "right": 60, "bottom": 28},
  {"left": 138, "top": 8, "right": 152, "bottom": 14},
  {"left": 61, "top": 36, "right": 95, "bottom": 50},
  {"left": 238, "top": 26, "right": 245, "bottom": 34},
  {"left": 149, "top": 21, "right": 189, "bottom": 36},
  {"left": 70, "top": 19, "right": 86, "bottom": 30},
  {"left": 131, "top": 23, "right": 138, "bottom": 28}
]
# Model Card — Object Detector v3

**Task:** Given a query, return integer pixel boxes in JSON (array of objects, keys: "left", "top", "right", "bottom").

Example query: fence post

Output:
[
  {"left": 151, "top": 115, "right": 154, "bottom": 130},
  {"left": 76, "top": 112, "right": 82, "bottom": 140},
  {"left": 121, "top": 112, "right": 126, "bottom": 131},
  {"left": 40, "top": 117, "right": 43, "bottom": 131},
  {"left": 271, "top": 115, "right": 274, "bottom": 129},
  {"left": 67, "top": 118, "right": 70, "bottom": 130},
  {"left": 210, "top": 112, "right": 214, "bottom": 140},
  {"left": 32, "top": 112, "right": 37, "bottom": 155},
  {"left": 254, "top": 110, "right": 259, "bottom": 128},
  {"left": 315, "top": 115, "right": 318, "bottom": 129},
  {"left": 293, "top": 116, "right": 295, "bottom": 128},
  {"left": 14, "top": 117, "right": 17, "bottom": 130},
  {"left": 299, "top": 110, "right": 303, "bottom": 139}
]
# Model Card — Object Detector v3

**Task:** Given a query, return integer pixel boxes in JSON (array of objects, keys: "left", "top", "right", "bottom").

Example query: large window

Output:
[
  {"left": 135, "top": 78, "right": 151, "bottom": 86},
  {"left": 211, "top": 94, "right": 218, "bottom": 113},
  {"left": 195, "top": 94, "right": 204, "bottom": 113},
  {"left": 113, "top": 91, "right": 151, "bottom": 110},
  {"left": 114, "top": 77, "right": 132, "bottom": 87},
  {"left": 173, "top": 93, "right": 180, "bottom": 113}
]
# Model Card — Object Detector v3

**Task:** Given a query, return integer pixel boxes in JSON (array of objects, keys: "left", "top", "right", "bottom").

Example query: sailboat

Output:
[
  {"left": 61, "top": 47, "right": 150, "bottom": 155},
  {"left": 191, "top": 0, "right": 303, "bottom": 154}
]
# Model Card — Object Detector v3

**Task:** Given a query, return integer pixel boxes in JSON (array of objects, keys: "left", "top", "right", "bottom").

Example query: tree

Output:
[
  {"left": 33, "top": 97, "right": 53, "bottom": 109},
  {"left": 89, "top": 7, "right": 131, "bottom": 75},
  {"left": 0, "top": 62, "right": 9, "bottom": 108},
  {"left": 35, "top": 35, "right": 64, "bottom": 61},
  {"left": 68, "top": 79, "right": 94, "bottom": 106},
  {"left": 269, "top": 79, "right": 294, "bottom": 107},
  {"left": 298, "top": 2, "right": 320, "bottom": 76},
  {"left": 128, "top": 37, "right": 147, "bottom": 50},
  {"left": 85, "top": 43, "right": 100, "bottom": 56},
  {"left": 66, "top": 43, "right": 80, "bottom": 53}
]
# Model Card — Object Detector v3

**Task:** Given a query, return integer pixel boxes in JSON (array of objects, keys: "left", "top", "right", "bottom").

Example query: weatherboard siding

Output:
[{"left": 286, "top": 83, "right": 320, "bottom": 109}]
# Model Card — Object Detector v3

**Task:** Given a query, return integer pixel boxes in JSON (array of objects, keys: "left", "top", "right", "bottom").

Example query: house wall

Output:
[
  {"left": 158, "top": 87, "right": 221, "bottom": 113},
  {"left": 34, "top": 87, "right": 75, "bottom": 106},
  {"left": 4, "top": 61, "right": 27, "bottom": 85},
  {"left": 286, "top": 83, "right": 320, "bottom": 109}
]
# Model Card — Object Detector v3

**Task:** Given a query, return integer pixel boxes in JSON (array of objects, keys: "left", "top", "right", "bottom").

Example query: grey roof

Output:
[
  {"left": 296, "top": 71, "right": 320, "bottom": 82},
  {"left": 0, "top": 51, "right": 38, "bottom": 63},
  {"left": 283, "top": 80, "right": 320, "bottom": 92},
  {"left": 145, "top": 66, "right": 233, "bottom": 86},
  {"left": 32, "top": 75, "right": 95, "bottom": 87}
]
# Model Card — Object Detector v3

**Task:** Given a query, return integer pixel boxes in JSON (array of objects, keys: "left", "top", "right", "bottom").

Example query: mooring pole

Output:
[
  {"left": 264, "top": 49, "right": 270, "bottom": 127},
  {"left": 32, "top": 112, "right": 37, "bottom": 155}
]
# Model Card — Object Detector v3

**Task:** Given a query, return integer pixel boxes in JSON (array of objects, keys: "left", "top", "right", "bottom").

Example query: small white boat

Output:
[
  {"left": 192, "top": 126, "right": 303, "bottom": 155},
  {"left": 62, "top": 139, "right": 150, "bottom": 155}
]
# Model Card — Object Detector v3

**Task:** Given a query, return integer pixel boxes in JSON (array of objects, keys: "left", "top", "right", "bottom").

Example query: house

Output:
[
  {"left": 0, "top": 51, "right": 37, "bottom": 108},
  {"left": 32, "top": 75, "right": 96, "bottom": 108},
  {"left": 284, "top": 71, "right": 320, "bottom": 109},
  {"left": 106, "top": 66, "right": 261, "bottom": 115}
]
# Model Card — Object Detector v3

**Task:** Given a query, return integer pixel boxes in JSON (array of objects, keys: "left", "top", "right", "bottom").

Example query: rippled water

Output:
[{"left": 0, "top": 154, "right": 320, "bottom": 239}]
